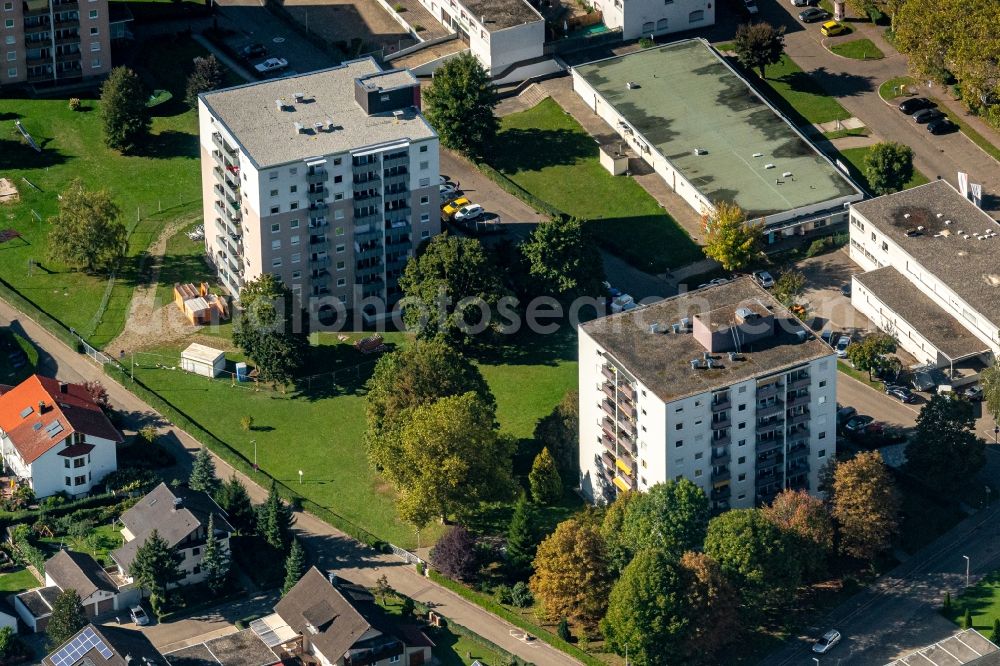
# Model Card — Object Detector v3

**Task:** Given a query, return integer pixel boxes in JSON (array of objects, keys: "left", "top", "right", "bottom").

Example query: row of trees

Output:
[{"left": 430, "top": 452, "right": 901, "bottom": 666}]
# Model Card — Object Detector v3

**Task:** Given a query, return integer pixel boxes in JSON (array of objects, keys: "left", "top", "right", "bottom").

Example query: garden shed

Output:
[{"left": 180, "top": 343, "right": 225, "bottom": 378}]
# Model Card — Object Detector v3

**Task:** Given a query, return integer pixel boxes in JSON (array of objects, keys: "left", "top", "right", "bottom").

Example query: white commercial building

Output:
[
  {"left": 579, "top": 278, "right": 837, "bottom": 509},
  {"left": 848, "top": 180, "right": 998, "bottom": 379},
  {"left": 198, "top": 58, "right": 440, "bottom": 315},
  {"left": 412, "top": 0, "right": 545, "bottom": 75},
  {"left": 590, "top": 0, "right": 714, "bottom": 40},
  {"left": 0, "top": 375, "right": 121, "bottom": 499}
]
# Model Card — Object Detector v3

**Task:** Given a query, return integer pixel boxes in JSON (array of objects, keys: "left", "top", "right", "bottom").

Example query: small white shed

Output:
[{"left": 180, "top": 343, "right": 226, "bottom": 378}]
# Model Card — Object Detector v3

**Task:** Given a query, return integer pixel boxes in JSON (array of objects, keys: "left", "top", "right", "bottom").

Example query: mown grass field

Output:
[{"left": 492, "top": 98, "right": 703, "bottom": 273}]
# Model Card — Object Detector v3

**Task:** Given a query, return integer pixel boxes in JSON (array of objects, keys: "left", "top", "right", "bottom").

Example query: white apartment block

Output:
[
  {"left": 848, "top": 180, "right": 998, "bottom": 378},
  {"left": 412, "top": 0, "right": 544, "bottom": 75},
  {"left": 579, "top": 278, "right": 837, "bottom": 510},
  {"left": 198, "top": 58, "right": 440, "bottom": 314},
  {"left": 590, "top": 0, "right": 714, "bottom": 40}
]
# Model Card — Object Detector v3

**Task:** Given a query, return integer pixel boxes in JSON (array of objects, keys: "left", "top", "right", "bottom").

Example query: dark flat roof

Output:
[
  {"left": 580, "top": 277, "right": 834, "bottom": 403},
  {"left": 16, "top": 586, "right": 60, "bottom": 617},
  {"left": 460, "top": 0, "right": 542, "bottom": 30},
  {"left": 854, "top": 266, "right": 988, "bottom": 361},
  {"left": 852, "top": 180, "right": 1000, "bottom": 327}
]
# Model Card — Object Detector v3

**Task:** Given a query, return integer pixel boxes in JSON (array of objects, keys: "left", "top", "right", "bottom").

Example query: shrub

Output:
[
  {"left": 510, "top": 581, "right": 534, "bottom": 608},
  {"left": 557, "top": 617, "right": 571, "bottom": 642},
  {"left": 68, "top": 98, "right": 81, "bottom": 111},
  {"left": 414, "top": 23, "right": 425, "bottom": 31},
  {"left": 639, "top": 37, "right": 654, "bottom": 48},
  {"left": 494, "top": 584, "right": 513, "bottom": 605},
  {"left": 241, "top": 415, "right": 254, "bottom": 432},
  {"left": 392, "top": 2, "right": 405, "bottom": 10}
]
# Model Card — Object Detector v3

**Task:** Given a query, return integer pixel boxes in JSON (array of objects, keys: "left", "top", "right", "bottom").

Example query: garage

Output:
[{"left": 180, "top": 343, "right": 226, "bottom": 378}]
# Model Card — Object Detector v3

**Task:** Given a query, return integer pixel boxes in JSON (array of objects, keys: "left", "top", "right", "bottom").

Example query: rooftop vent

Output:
[
  {"left": 173, "top": 497, "right": 183, "bottom": 509},
  {"left": 945, "top": 220, "right": 952, "bottom": 225},
  {"left": 325, "top": 118, "right": 335, "bottom": 130},
  {"left": 782, "top": 171, "right": 793, "bottom": 178},
  {"left": 294, "top": 121, "right": 304, "bottom": 134},
  {"left": 626, "top": 81, "right": 640, "bottom": 90},
  {"left": 693, "top": 148, "right": 706, "bottom": 155},
  {"left": 904, "top": 213, "right": 911, "bottom": 219},
  {"left": 703, "top": 351, "right": 711, "bottom": 361},
  {"left": 690, "top": 359, "right": 703, "bottom": 370},
  {"left": 293, "top": 92, "right": 305, "bottom": 102},
  {"left": 672, "top": 323, "right": 681, "bottom": 333},
  {"left": 735, "top": 307, "right": 757, "bottom": 321},
  {"left": 681, "top": 317, "right": 691, "bottom": 330},
  {"left": 313, "top": 122, "right": 324, "bottom": 132},
  {"left": 752, "top": 152, "right": 764, "bottom": 158},
  {"left": 937, "top": 213, "right": 944, "bottom": 218},
  {"left": 764, "top": 163, "right": 775, "bottom": 169}
]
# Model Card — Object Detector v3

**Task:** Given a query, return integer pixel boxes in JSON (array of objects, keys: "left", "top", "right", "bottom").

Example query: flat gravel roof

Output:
[
  {"left": 460, "top": 0, "right": 542, "bottom": 30},
  {"left": 573, "top": 40, "right": 861, "bottom": 218}
]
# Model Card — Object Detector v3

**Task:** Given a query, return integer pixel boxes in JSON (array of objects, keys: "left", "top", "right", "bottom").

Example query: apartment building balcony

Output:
[
  {"left": 362, "top": 283, "right": 385, "bottom": 298},
  {"left": 307, "top": 186, "right": 326, "bottom": 201},
  {"left": 309, "top": 217, "right": 328, "bottom": 230},
  {"left": 24, "top": 22, "right": 51, "bottom": 34},
  {"left": 615, "top": 456, "right": 634, "bottom": 477},
  {"left": 787, "top": 375, "right": 810, "bottom": 391},
  {"left": 613, "top": 471, "right": 635, "bottom": 492},
  {"left": 353, "top": 171, "right": 381, "bottom": 186},
  {"left": 601, "top": 365, "right": 618, "bottom": 383},
  {"left": 757, "top": 402, "right": 784, "bottom": 419},
  {"left": 383, "top": 172, "right": 409, "bottom": 189},
  {"left": 756, "top": 438, "right": 782, "bottom": 455},
  {"left": 53, "top": 0, "right": 78, "bottom": 10},
  {"left": 309, "top": 256, "right": 330, "bottom": 268},
  {"left": 711, "top": 485, "right": 731, "bottom": 501},
  {"left": 306, "top": 168, "right": 327, "bottom": 184},
  {"left": 384, "top": 201, "right": 410, "bottom": 215},
  {"left": 600, "top": 399, "right": 617, "bottom": 420},
  {"left": 211, "top": 132, "right": 237, "bottom": 156},
  {"left": 787, "top": 460, "right": 809, "bottom": 475},
  {"left": 356, "top": 262, "right": 383, "bottom": 278},
  {"left": 354, "top": 189, "right": 381, "bottom": 203},
  {"left": 386, "top": 257, "right": 409, "bottom": 273},
  {"left": 786, "top": 429, "right": 809, "bottom": 446},
  {"left": 601, "top": 451, "right": 615, "bottom": 470},
  {"left": 309, "top": 235, "right": 328, "bottom": 247},
  {"left": 786, "top": 411, "right": 810, "bottom": 427},
  {"left": 787, "top": 445, "right": 809, "bottom": 462},
  {"left": 711, "top": 395, "right": 731, "bottom": 412},
  {"left": 26, "top": 53, "right": 50, "bottom": 66},
  {"left": 386, "top": 235, "right": 411, "bottom": 250},
  {"left": 756, "top": 382, "right": 782, "bottom": 400},
  {"left": 756, "top": 419, "right": 782, "bottom": 436},
  {"left": 223, "top": 196, "right": 241, "bottom": 219},
  {"left": 711, "top": 468, "right": 731, "bottom": 484},
  {"left": 382, "top": 155, "right": 408, "bottom": 171},
  {"left": 711, "top": 415, "right": 731, "bottom": 430},
  {"left": 711, "top": 431, "right": 731, "bottom": 446},
  {"left": 601, "top": 382, "right": 617, "bottom": 403},
  {"left": 786, "top": 393, "right": 810, "bottom": 409},
  {"left": 23, "top": 1, "right": 51, "bottom": 17},
  {"left": 356, "top": 244, "right": 381, "bottom": 261},
  {"left": 756, "top": 454, "right": 783, "bottom": 472},
  {"left": 309, "top": 201, "right": 328, "bottom": 212},
  {"left": 711, "top": 450, "right": 731, "bottom": 466},
  {"left": 756, "top": 488, "right": 780, "bottom": 505},
  {"left": 54, "top": 15, "right": 79, "bottom": 29},
  {"left": 354, "top": 212, "right": 381, "bottom": 227},
  {"left": 386, "top": 219, "right": 411, "bottom": 234},
  {"left": 616, "top": 398, "right": 636, "bottom": 420},
  {"left": 355, "top": 229, "right": 383, "bottom": 245}
]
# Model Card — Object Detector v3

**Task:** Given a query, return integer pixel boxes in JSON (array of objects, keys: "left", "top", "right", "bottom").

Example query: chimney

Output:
[
  {"left": 38, "top": 400, "right": 45, "bottom": 412},
  {"left": 172, "top": 497, "right": 183, "bottom": 510}
]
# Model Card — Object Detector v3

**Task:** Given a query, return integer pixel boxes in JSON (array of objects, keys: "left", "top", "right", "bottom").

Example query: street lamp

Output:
[{"left": 964, "top": 555, "right": 971, "bottom": 587}]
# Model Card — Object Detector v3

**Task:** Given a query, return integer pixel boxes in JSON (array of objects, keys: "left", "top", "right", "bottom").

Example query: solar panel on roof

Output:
[
  {"left": 49, "top": 627, "right": 113, "bottom": 666},
  {"left": 19, "top": 406, "right": 33, "bottom": 418},
  {"left": 45, "top": 420, "right": 64, "bottom": 438}
]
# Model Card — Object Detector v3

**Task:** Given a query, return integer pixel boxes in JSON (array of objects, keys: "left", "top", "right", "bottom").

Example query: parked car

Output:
[
  {"left": 835, "top": 335, "right": 851, "bottom": 358},
  {"left": 440, "top": 183, "right": 459, "bottom": 200},
  {"left": 886, "top": 385, "right": 917, "bottom": 403},
  {"left": 454, "top": 204, "right": 485, "bottom": 222},
  {"left": 791, "top": 0, "right": 811, "bottom": 5},
  {"left": 928, "top": 117, "right": 958, "bottom": 135},
  {"left": 743, "top": 0, "right": 759, "bottom": 15},
  {"left": 898, "top": 97, "right": 934, "bottom": 114},
  {"left": 130, "top": 605, "right": 149, "bottom": 626},
  {"left": 911, "top": 369, "right": 937, "bottom": 392},
  {"left": 441, "top": 197, "right": 470, "bottom": 220},
  {"left": 840, "top": 283, "right": 851, "bottom": 296},
  {"left": 913, "top": 108, "right": 945, "bottom": 124},
  {"left": 820, "top": 21, "right": 847, "bottom": 37},
  {"left": 821, "top": 329, "right": 836, "bottom": 346},
  {"left": 752, "top": 270, "right": 775, "bottom": 288},
  {"left": 836, "top": 404, "right": 857, "bottom": 424},
  {"left": 844, "top": 414, "right": 874, "bottom": 435},
  {"left": 964, "top": 385, "right": 984, "bottom": 401},
  {"left": 813, "top": 630, "right": 841, "bottom": 654},
  {"left": 799, "top": 7, "right": 830, "bottom": 22},
  {"left": 709, "top": 277, "right": 729, "bottom": 286},
  {"left": 254, "top": 58, "right": 289, "bottom": 74},
  {"left": 240, "top": 43, "right": 267, "bottom": 59}
]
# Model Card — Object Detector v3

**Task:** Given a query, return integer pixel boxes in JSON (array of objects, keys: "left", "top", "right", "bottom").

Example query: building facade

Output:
[
  {"left": 198, "top": 58, "right": 440, "bottom": 316},
  {"left": 1, "top": 0, "right": 111, "bottom": 88},
  {"left": 0, "top": 375, "right": 120, "bottom": 498},
  {"left": 579, "top": 278, "right": 837, "bottom": 509},
  {"left": 848, "top": 180, "right": 998, "bottom": 376},
  {"left": 590, "top": 0, "right": 715, "bottom": 40}
]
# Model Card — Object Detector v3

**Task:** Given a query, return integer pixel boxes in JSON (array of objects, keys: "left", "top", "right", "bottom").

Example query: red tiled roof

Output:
[{"left": 0, "top": 375, "right": 122, "bottom": 463}]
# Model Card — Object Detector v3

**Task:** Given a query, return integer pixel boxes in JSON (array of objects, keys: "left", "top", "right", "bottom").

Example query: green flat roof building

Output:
[{"left": 571, "top": 39, "right": 863, "bottom": 242}]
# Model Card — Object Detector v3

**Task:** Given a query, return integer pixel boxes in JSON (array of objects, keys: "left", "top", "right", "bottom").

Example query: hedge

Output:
[
  {"left": 428, "top": 570, "right": 604, "bottom": 666},
  {"left": 0, "top": 491, "right": 126, "bottom": 529},
  {"left": 102, "top": 365, "right": 390, "bottom": 552}
]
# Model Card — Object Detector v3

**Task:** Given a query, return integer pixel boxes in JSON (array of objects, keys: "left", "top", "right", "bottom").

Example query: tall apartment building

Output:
[
  {"left": 579, "top": 278, "right": 837, "bottom": 510},
  {"left": 2, "top": 0, "right": 111, "bottom": 87},
  {"left": 197, "top": 58, "right": 440, "bottom": 313}
]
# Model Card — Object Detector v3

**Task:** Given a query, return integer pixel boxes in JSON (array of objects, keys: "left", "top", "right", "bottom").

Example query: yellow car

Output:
[
  {"left": 820, "top": 20, "right": 846, "bottom": 37},
  {"left": 441, "top": 197, "right": 471, "bottom": 220}
]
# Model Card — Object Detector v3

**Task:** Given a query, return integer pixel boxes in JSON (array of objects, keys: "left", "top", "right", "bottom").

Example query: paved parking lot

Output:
[
  {"left": 798, "top": 248, "right": 872, "bottom": 336},
  {"left": 214, "top": 1, "right": 333, "bottom": 76}
]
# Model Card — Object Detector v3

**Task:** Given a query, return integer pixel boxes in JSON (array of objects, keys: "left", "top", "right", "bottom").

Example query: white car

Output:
[
  {"left": 752, "top": 270, "right": 775, "bottom": 288},
  {"left": 440, "top": 183, "right": 459, "bottom": 200},
  {"left": 813, "top": 629, "right": 841, "bottom": 654},
  {"left": 744, "top": 0, "right": 759, "bottom": 14},
  {"left": 835, "top": 335, "right": 851, "bottom": 358},
  {"left": 254, "top": 57, "right": 288, "bottom": 74},
  {"left": 130, "top": 605, "right": 149, "bottom": 626},
  {"left": 454, "top": 204, "right": 484, "bottom": 222},
  {"left": 791, "top": 0, "right": 811, "bottom": 5}
]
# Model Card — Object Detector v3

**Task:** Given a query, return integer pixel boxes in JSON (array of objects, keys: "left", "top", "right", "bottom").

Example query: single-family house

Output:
[
  {"left": 0, "top": 375, "right": 122, "bottom": 498},
  {"left": 249, "top": 567, "right": 434, "bottom": 666},
  {"left": 111, "top": 483, "right": 233, "bottom": 589},
  {"left": 43, "top": 623, "right": 167, "bottom": 666}
]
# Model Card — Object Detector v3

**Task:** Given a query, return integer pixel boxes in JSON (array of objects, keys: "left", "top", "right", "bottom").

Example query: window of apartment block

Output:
[
  {"left": 336, "top": 244, "right": 345, "bottom": 253},
  {"left": 290, "top": 202, "right": 299, "bottom": 210},
  {"left": 272, "top": 258, "right": 282, "bottom": 268},
  {"left": 335, "top": 226, "right": 344, "bottom": 236},
  {"left": 737, "top": 493, "right": 746, "bottom": 501},
  {"left": 818, "top": 431, "right": 826, "bottom": 439},
  {"left": 336, "top": 261, "right": 345, "bottom": 271},
  {"left": 65, "top": 476, "right": 71, "bottom": 486},
  {"left": 419, "top": 161, "right": 429, "bottom": 170},
  {"left": 738, "top": 473, "right": 746, "bottom": 481},
  {"left": 291, "top": 235, "right": 300, "bottom": 246},
  {"left": 290, "top": 167, "right": 298, "bottom": 175},
  {"left": 270, "top": 189, "right": 279, "bottom": 197},
  {"left": 290, "top": 185, "right": 298, "bottom": 193},
  {"left": 421, "top": 230, "right": 430, "bottom": 239},
  {"left": 290, "top": 219, "right": 299, "bottom": 229},
  {"left": 738, "top": 439, "right": 746, "bottom": 446},
  {"left": 419, "top": 177, "right": 430, "bottom": 187},
  {"left": 338, "top": 294, "right": 347, "bottom": 303},
  {"left": 88, "top": 9, "right": 97, "bottom": 17},
  {"left": 269, "top": 172, "right": 278, "bottom": 181},
  {"left": 5, "top": 36, "right": 15, "bottom": 45},
  {"left": 675, "top": 423, "right": 682, "bottom": 430},
  {"left": 694, "top": 452, "right": 703, "bottom": 460},
  {"left": 90, "top": 41, "right": 100, "bottom": 51},
  {"left": 818, "top": 380, "right": 827, "bottom": 387},
  {"left": 818, "top": 449, "right": 826, "bottom": 458},
  {"left": 420, "top": 213, "right": 430, "bottom": 223},
  {"left": 5, "top": 51, "right": 12, "bottom": 61},
  {"left": 75, "top": 475, "right": 85, "bottom": 485},
  {"left": 292, "top": 271, "right": 302, "bottom": 279},
  {"left": 333, "top": 175, "right": 343, "bottom": 183},
  {"left": 90, "top": 27, "right": 98, "bottom": 35},
  {"left": 2, "top": 3, "right": 11, "bottom": 11},
  {"left": 270, "top": 206, "right": 279, "bottom": 214},
  {"left": 291, "top": 253, "right": 301, "bottom": 263},
  {"left": 674, "top": 440, "right": 682, "bottom": 448},
  {"left": 334, "top": 210, "right": 344, "bottom": 220},
  {"left": 737, "top": 456, "right": 745, "bottom": 464},
  {"left": 333, "top": 157, "right": 342, "bottom": 166},
  {"left": 419, "top": 145, "right": 428, "bottom": 153},
  {"left": 333, "top": 193, "right": 344, "bottom": 201},
  {"left": 738, "top": 422, "right": 746, "bottom": 429},
  {"left": 91, "top": 58, "right": 101, "bottom": 69},
  {"left": 694, "top": 469, "right": 702, "bottom": 477},
  {"left": 420, "top": 195, "right": 429, "bottom": 205},
  {"left": 271, "top": 223, "right": 280, "bottom": 233},
  {"left": 738, "top": 386, "right": 747, "bottom": 393},
  {"left": 738, "top": 403, "right": 746, "bottom": 411},
  {"left": 271, "top": 240, "right": 281, "bottom": 250},
  {"left": 337, "top": 278, "right": 346, "bottom": 287},
  {"left": 818, "top": 395, "right": 826, "bottom": 404},
  {"left": 689, "top": 9, "right": 703, "bottom": 21}
]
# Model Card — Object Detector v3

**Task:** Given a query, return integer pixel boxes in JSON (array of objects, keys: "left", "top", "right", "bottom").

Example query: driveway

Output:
[
  {"left": 761, "top": 1, "right": 1000, "bottom": 213},
  {"left": 797, "top": 249, "right": 872, "bottom": 335}
]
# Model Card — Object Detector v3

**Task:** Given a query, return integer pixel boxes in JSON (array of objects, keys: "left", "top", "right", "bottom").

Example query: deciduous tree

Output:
[
  {"left": 529, "top": 515, "right": 611, "bottom": 634},
  {"left": 185, "top": 55, "right": 224, "bottom": 106},
  {"left": 702, "top": 201, "right": 763, "bottom": 271},
  {"left": 189, "top": 447, "right": 220, "bottom": 496},
  {"left": 217, "top": 474, "right": 255, "bottom": 534},
  {"left": 773, "top": 270, "right": 806, "bottom": 308},
  {"left": 520, "top": 216, "right": 604, "bottom": 299},
  {"left": 399, "top": 234, "right": 508, "bottom": 345},
  {"left": 703, "top": 509, "right": 802, "bottom": 613},
  {"left": 82, "top": 380, "right": 110, "bottom": 410},
  {"left": 46, "top": 589, "right": 87, "bottom": 648},
  {"left": 845, "top": 333, "right": 897, "bottom": 380},
  {"left": 506, "top": 494, "right": 537, "bottom": 580},
  {"left": 529, "top": 447, "right": 562, "bottom": 505},
  {"left": 600, "top": 489, "right": 638, "bottom": 575},
  {"left": 129, "top": 529, "right": 182, "bottom": 610},
  {"left": 762, "top": 489, "right": 834, "bottom": 580},
  {"left": 621, "top": 479, "right": 709, "bottom": 561},
  {"left": 905, "top": 394, "right": 986, "bottom": 493},
  {"left": 431, "top": 524, "right": 479, "bottom": 581},
  {"left": 394, "top": 393, "right": 515, "bottom": 527},
  {"left": 202, "top": 514, "right": 230, "bottom": 595},
  {"left": 232, "top": 274, "right": 306, "bottom": 385},
  {"left": 832, "top": 450, "right": 900, "bottom": 560},
  {"left": 533, "top": 390, "right": 580, "bottom": 483},
  {"left": 422, "top": 53, "right": 499, "bottom": 159},
  {"left": 980, "top": 363, "right": 1000, "bottom": 422},
  {"left": 282, "top": 538, "right": 305, "bottom": 594},
  {"left": 733, "top": 22, "right": 787, "bottom": 79},
  {"left": 864, "top": 142, "right": 914, "bottom": 195},
  {"left": 47, "top": 179, "right": 127, "bottom": 273},
  {"left": 601, "top": 549, "right": 689, "bottom": 666},
  {"left": 678, "top": 551, "right": 741, "bottom": 664},
  {"left": 100, "top": 66, "right": 151, "bottom": 153}
]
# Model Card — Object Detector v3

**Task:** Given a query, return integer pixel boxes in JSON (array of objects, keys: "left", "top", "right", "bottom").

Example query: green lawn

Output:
[
  {"left": 39, "top": 524, "right": 121, "bottom": 567},
  {"left": 878, "top": 76, "right": 918, "bottom": 101},
  {"left": 830, "top": 38, "right": 884, "bottom": 60},
  {"left": 749, "top": 54, "right": 852, "bottom": 126},
  {"left": 836, "top": 146, "right": 930, "bottom": 195},
  {"left": 0, "top": 328, "right": 38, "bottom": 385},
  {"left": 492, "top": 98, "right": 703, "bottom": 273},
  {"left": 125, "top": 331, "right": 578, "bottom": 548},
  {"left": 944, "top": 570, "right": 1000, "bottom": 631},
  {"left": 154, "top": 222, "right": 218, "bottom": 308},
  {"left": 0, "top": 35, "right": 230, "bottom": 348},
  {"left": 0, "top": 567, "right": 39, "bottom": 594}
]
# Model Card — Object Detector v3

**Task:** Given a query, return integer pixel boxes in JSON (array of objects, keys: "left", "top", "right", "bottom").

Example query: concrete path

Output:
[
  {"left": 0, "top": 299, "right": 581, "bottom": 666},
  {"left": 815, "top": 116, "right": 866, "bottom": 133}
]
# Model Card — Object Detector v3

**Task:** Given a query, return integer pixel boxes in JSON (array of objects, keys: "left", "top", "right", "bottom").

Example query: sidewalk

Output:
[{"left": 0, "top": 299, "right": 581, "bottom": 666}]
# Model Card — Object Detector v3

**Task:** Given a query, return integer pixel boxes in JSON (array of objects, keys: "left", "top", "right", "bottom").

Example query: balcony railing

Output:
[
  {"left": 786, "top": 393, "right": 810, "bottom": 409},
  {"left": 307, "top": 169, "right": 327, "bottom": 184},
  {"left": 756, "top": 439, "right": 782, "bottom": 455},
  {"left": 756, "top": 382, "right": 782, "bottom": 400},
  {"left": 711, "top": 451, "right": 731, "bottom": 466},
  {"left": 787, "top": 375, "right": 810, "bottom": 390},
  {"left": 711, "top": 416, "right": 731, "bottom": 430},
  {"left": 711, "top": 485, "right": 731, "bottom": 501},
  {"left": 711, "top": 397, "right": 731, "bottom": 412},
  {"left": 786, "top": 411, "right": 810, "bottom": 427},
  {"left": 711, "top": 431, "right": 731, "bottom": 446},
  {"left": 755, "top": 454, "right": 783, "bottom": 471},
  {"left": 711, "top": 469, "right": 731, "bottom": 484}
]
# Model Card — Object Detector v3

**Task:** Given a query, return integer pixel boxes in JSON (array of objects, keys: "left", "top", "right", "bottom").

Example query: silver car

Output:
[
  {"left": 835, "top": 335, "right": 851, "bottom": 358},
  {"left": 130, "top": 605, "right": 149, "bottom": 626},
  {"left": 813, "top": 629, "right": 841, "bottom": 654}
]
